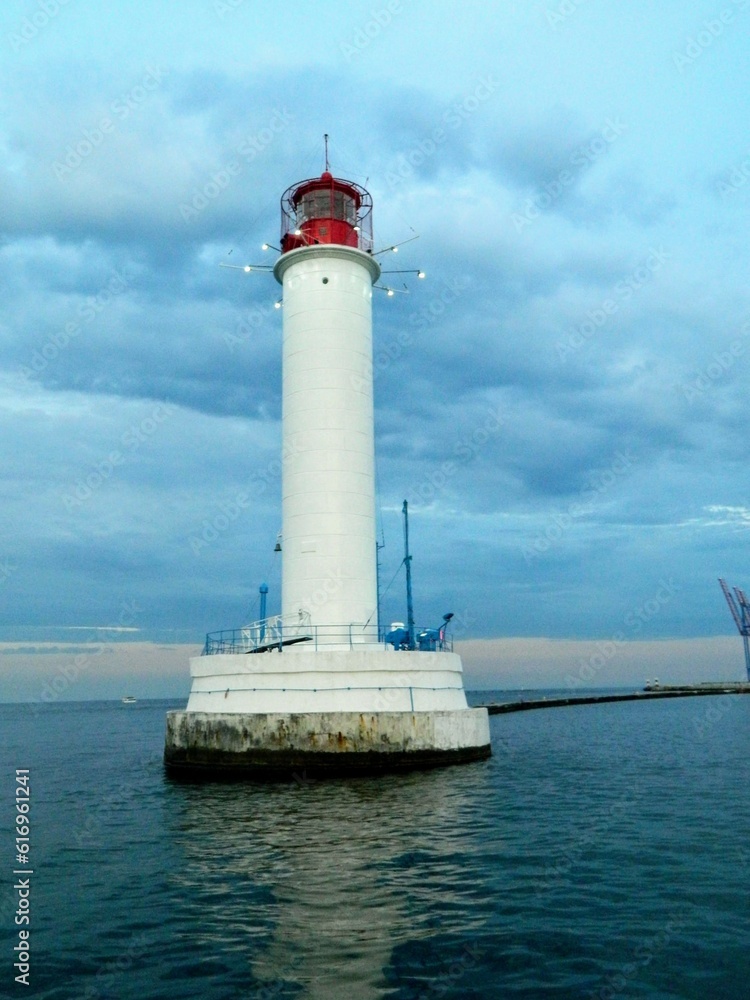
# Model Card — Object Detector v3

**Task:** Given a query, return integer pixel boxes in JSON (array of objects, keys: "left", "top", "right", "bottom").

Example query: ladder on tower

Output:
[{"left": 718, "top": 578, "right": 750, "bottom": 681}]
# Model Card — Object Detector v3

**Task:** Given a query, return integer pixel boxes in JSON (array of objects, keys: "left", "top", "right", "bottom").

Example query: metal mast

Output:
[
  {"left": 403, "top": 500, "right": 415, "bottom": 650},
  {"left": 376, "top": 536, "right": 384, "bottom": 641},
  {"left": 718, "top": 578, "right": 750, "bottom": 680},
  {"left": 259, "top": 583, "right": 268, "bottom": 644}
]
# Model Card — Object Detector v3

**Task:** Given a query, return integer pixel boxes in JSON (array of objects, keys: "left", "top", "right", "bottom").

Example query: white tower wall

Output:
[{"left": 275, "top": 245, "right": 381, "bottom": 642}]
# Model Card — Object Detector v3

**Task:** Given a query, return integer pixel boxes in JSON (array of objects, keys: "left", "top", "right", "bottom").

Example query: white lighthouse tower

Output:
[
  {"left": 276, "top": 171, "right": 380, "bottom": 644},
  {"left": 165, "top": 160, "right": 491, "bottom": 775}
]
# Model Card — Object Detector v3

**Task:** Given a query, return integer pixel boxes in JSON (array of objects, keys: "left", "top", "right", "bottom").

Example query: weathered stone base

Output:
[{"left": 164, "top": 709, "right": 491, "bottom": 779}]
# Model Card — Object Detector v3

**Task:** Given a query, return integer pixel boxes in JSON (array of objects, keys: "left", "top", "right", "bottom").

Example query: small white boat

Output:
[{"left": 121, "top": 696, "right": 137, "bottom": 704}]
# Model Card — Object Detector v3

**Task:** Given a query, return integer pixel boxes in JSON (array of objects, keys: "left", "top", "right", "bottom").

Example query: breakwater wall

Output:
[{"left": 481, "top": 684, "right": 750, "bottom": 715}]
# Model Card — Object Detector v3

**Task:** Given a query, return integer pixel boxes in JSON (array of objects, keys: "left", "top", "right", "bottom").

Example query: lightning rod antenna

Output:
[{"left": 324, "top": 133, "right": 330, "bottom": 172}]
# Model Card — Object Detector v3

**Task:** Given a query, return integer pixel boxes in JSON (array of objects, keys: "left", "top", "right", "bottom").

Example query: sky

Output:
[{"left": 2, "top": 0, "right": 750, "bottom": 701}]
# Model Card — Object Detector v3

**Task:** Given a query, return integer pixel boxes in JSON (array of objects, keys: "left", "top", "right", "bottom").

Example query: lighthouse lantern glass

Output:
[{"left": 296, "top": 190, "right": 357, "bottom": 226}]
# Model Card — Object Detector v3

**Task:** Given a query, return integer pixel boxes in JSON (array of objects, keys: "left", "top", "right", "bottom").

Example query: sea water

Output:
[{"left": 0, "top": 692, "right": 749, "bottom": 999}]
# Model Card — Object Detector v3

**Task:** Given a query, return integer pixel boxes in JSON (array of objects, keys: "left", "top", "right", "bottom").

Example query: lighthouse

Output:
[
  {"left": 164, "top": 159, "right": 491, "bottom": 775},
  {"left": 276, "top": 171, "right": 380, "bottom": 643}
]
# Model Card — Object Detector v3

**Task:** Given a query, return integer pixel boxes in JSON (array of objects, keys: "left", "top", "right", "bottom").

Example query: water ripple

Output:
[{"left": 2, "top": 695, "right": 749, "bottom": 998}]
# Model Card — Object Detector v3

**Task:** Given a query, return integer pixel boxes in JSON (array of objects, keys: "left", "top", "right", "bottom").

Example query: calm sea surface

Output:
[{"left": 1, "top": 692, "right": 749, "bottom": 999}]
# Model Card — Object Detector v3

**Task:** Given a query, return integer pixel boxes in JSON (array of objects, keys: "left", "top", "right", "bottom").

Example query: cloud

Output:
[{"left": 0, "top": 9, "right": 749, "bottom": 698}]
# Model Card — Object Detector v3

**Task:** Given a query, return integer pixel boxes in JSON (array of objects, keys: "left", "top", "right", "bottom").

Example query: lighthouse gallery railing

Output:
[{"left": 203, "top": 614, "right": 453, "bottom": 655}]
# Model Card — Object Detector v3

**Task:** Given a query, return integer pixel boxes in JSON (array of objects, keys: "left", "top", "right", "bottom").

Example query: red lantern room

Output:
[{"left": 279, "top": 171, "right": 374, "bottom": 254}]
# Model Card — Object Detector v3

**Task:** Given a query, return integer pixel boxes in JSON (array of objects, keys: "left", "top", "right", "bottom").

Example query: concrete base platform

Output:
[
  {"left": 164, "top": 708, "right": 491, "bottom": 779},
  {"left": 184, "top": 648, "right": 471, "bottom": 714}
]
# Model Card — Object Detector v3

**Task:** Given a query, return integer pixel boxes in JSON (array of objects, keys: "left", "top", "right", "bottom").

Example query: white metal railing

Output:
[
  {"left": 203, "top": 615, "right": 453, "bottom": 655},
  {"left": 240, "top": 609, "right": 312, "bottom": 650}
]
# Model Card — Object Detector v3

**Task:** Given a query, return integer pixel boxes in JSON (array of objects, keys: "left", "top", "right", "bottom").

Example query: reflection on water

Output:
[{"left": 165, "top": 763, "right": 494, "bottom": 998}]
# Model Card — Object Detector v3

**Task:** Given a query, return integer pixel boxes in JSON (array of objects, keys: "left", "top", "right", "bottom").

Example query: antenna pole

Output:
[
  {"left": 403, "top": 500, "right": 415, "bottom": 650},
  {"left": 259, "top": 583, "right": 268, "bottom": 644},
  {"left": 376, "top": 537, "right": 385, "bottom": 641},
  {"left": 324, "top": 133, "right": 329, "bottom": 172}
]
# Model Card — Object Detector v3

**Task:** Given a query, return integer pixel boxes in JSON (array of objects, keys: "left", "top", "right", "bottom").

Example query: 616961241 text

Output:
[{"left": 12, "top": 769, "right": 32, "bottom": 986}]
